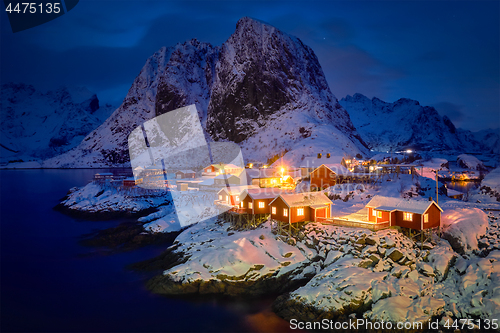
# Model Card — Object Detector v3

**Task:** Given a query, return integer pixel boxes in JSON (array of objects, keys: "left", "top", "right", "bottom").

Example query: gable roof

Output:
[
  {"left": 240, "top": 188, "right": 288, "bottom": 201},
  {"left": 271, "top": 192, "right": 332, "bottom": 208},
  {"left": 313, "top": 163, "right": 352, "bottom": 176},
  {"left": 366, "top": 195, "right": 442, "bottom": 214},
  {"left": 214, "top": 174, "right": 239, "bottom": 180},
  {"left": 176, "top": 169, "right": 196, "bottom": 174}
]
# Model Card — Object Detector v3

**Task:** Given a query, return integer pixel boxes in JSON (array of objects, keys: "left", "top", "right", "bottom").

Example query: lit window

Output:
[
  {"left": 258, "top": 202, "right": 265, "bottom": 208},
  {"left": 235, "top": 196, "right": 239, "bottom": 202},
  {"left": 272, "top": 206, "right": 276, "bottom": 214},
  {"left": 241, "top": 202, "right": 244, "bottom": 208},
  {"left": 283, "top": 208, "right": 288, "bottom": 217},
  {"left": 249, "top": 202, "right": 253, "bottom": 209},
  {"left": 372, "top": 209, "right": 376, "bottom": 217},
  {"left": 377, "top": 211, "right": 382, "bottom": 218},
  {"left": 219, "top": 195, "right": 222, "bottom": 201},
  {"left": 403, "top": 212, "right": 413, "bottom": 221},
  {"left": 424, "top": 214, "right": 429, "bottom": 223},
  {"left": 297, "top": 208, "right": 304, "bottom": 216}
]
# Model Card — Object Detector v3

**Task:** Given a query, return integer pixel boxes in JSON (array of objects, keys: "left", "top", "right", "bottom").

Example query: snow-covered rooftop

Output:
[
  {"left": 241, "top": 188, "right": 289, "bottom": 200},
  {"left": 366, "top": 195, "right": 442, "bottom": 214},
  {"left": 273, "top": 192, "right": 332, "bottom": 207}
]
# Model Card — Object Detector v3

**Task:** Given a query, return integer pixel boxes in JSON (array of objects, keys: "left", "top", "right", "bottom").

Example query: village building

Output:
[
  {"left": 175, "top": 170, "right": 196, "bottom": 179},
  {"left": 365, "top": 195, "right": 442, "bottom": 230},
  {"left": 213, "top": 174, "right": 240, "bottom": 186},
  {"left": 202, "top": 163, "right": 244, "bottom": 176},
  {"left": 310, "top": 163, "right": 352, "bottom": 190},
  {"left": 94, "top": 172, "right": 114, "bottom": 181},
  {"left": 269, "top": 192, "right": 332, "bottom": 224},
  {"left": 238, "top": 188, "right": 287, "bottom": 215},
  {"left": 123, "top": 177, "right": 137, "bottom": 187},
  {"left": 299, "top": 154, "right": 347, "bottom": 177},
  {"left": 215, "top": 185, "right": 255, "bottom": 207}
]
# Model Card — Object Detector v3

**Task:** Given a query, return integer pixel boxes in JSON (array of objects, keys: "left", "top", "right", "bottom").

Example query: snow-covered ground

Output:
[{"left": 60, "top": 181, "right": 171, "bottom": 216}]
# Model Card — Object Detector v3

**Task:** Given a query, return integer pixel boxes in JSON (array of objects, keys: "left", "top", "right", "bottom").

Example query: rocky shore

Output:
[
  {"left": 55, "top": 181, "right": 171, "bottom": 220},
  {"left": 141, "top": 212, "right": 500, "bottom": 328}
]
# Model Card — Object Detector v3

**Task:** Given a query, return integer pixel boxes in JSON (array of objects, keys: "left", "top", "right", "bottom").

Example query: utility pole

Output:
[{"left": 435, "top": 170, "right": 439, "bottom": 204}]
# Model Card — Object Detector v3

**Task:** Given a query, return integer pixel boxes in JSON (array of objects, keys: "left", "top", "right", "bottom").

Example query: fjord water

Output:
[{"left": 0, "top": 169, "right": 292, "bottom": 332}]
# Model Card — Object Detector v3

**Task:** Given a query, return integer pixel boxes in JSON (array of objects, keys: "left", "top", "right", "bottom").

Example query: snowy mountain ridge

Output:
[
  {"left": 44, "top": 17, "right": 369, "bottom": 168},
  {"left": 339, "top": 93, "right": 486, "bottom": 153},
  {"left": 0, "top": 83, "right": 115, "bottom": 162}
]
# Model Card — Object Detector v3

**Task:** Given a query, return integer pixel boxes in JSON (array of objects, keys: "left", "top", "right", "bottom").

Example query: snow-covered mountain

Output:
[
  {"left": 0, "top": 83, "right": 114, "bottom": 162},
  {"left": 44, "top": 17, "right": 368, "bottom": 168},
  {"left": 472, "top": 128, "right": 500, "bottom": 154},
  {"left": 339, "top": 93, "right": 482, "bottom": 153}
]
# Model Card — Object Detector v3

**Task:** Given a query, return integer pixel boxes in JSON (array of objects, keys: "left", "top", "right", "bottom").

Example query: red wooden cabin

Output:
[
  {"left": 239, "top": 188, "right": 287, "bottom": 215},
  {"left": 269, "top": 192, "right": 332, "bottom": 224},
  {"left": 310, "top": 163, "right": 351, "bottom": 190},
  {"left": 365, "top": 195, "right": 442, "bottom": 230}
]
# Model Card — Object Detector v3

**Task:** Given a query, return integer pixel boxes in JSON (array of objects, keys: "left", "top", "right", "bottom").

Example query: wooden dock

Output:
[{"left": 322, "top": 218, "right": 390, "bottom": 231}]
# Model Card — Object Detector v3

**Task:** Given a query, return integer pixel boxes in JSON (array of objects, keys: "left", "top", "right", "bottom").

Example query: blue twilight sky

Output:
[{"left": 1, "top": 0, "right": 499, "bottom": 132}]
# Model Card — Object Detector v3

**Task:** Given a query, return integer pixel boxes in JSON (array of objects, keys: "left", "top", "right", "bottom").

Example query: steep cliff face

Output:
[
  {"left": 0, "top": 83, "right": 113, "bottom": 162},
  {"left": 45, "top": 17, "right": 368, "bottom": 168},
  {"left": 340, "top": 93, "right": 483, "bottom": 153}
]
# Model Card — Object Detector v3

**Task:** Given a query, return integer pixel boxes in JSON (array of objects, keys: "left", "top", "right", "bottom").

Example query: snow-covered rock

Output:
[
  {"left": 0, "top": 83, "right": 114, "bottom": 163},
  {"left": 147, "top": 219, "right": 314, "bottom": 296},
  {"left": 58, "top": 181, "right": 171, "bottom": 217},
  {"left": 457, "top": 154, "right": 486, "bottom": 171},
  {"left": 339, "top": 93, "right": 483, "bottom": 153},
  {"left": 441, "top": 208, "right": 489, "bottom": 254}
]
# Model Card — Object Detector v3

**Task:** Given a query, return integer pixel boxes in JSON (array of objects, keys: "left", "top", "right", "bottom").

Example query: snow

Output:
[
  {"left": 366, "top": 195, "right": 439, "bottom": 214},
  {"left": 442, "top": 208, "right": 489, "bottom": 254},
  {"left": 61, "top": 181, "right": 171, "bottom": 215},
  {"left": 457, "top": 154, "right": 485, "bottom": 170},
  {"left": 340, "top": 93, "right": 483, "bottom": 153},
  {"left": 163, "top": 219, "right": 310, "bottom": 283},
  {"left": 274, "top": 192, "right": 332, "bottom": 207},
  {"left": 0, "top": 83, "right": 115, "bottom": 164},
  {"left": 482, "top": 167, "right": 500, "bottom": 192}
]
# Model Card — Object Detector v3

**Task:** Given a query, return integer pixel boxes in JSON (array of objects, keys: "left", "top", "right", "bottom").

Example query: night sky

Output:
[{"left": 1, "top": 0, "right": 498, "bottom": 132}]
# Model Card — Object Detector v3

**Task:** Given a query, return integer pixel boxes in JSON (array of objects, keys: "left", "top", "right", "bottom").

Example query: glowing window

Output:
[
  {"left": 272, "top": 206, "right": 276, "bottom": 214},
  {"left": 219, "top": 195, "right": 222, "bottom": 201},
  {"left": 249, "top": 202, "right": 253, "bottom": 209},
  {"left": 297, "top": 208, "right": 304, "bottom": 216},
  {"left": 424, "top": 214, "right": 429, "bottom": 223},
  {"left": 235, "top": 195, "right": 239, "bottom": 202},
  {"left": 240, "top": 201, "right": 244, "bottom": 208},
  {"left": 403, "top": 212, "right": 413, "bottom": 221},
  {"left": 377, "top": 211, "right": 382, "bottom": 218},
  {"left": 258, "top": 202, "right": 265, "bottom": 208},
  {"left": 283, "top": 209, "right": 288, "bottom": 217},
  {"left": 372, "top": 209, "right": 376, "bottom": 217}
]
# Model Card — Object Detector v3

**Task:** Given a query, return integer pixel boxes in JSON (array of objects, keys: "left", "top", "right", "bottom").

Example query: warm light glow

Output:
[
  {"left": 283, "top": 208, "right": 288, "bottom": 217},
  {"left": 272, "top": 206, "right": 276, "bottom": 214},
  {"left": 258, "top": 202, "right": 265, "bottom": 208},
  {"left": 403, "top": 212, "right": 413, "bottom": 221},
  {"left": 406, "top": 150, "right": 412, "bottom": 153},
  {"left": 281, "top": 167, "right": 285, "bottom": 174},
  {"left": 249, "top": 163, "right": 253, "bottom": 168},
  {"left": 263, "top": 165, "right": 268, "bottom": 168},
  {"left": 297, "top": 208, "right": 304, "bottom": 216}
]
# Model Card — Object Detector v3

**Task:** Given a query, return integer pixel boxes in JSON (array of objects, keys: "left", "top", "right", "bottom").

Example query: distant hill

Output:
[
  {"left": 0, "top": 83, "right": 115, "bottom": 163},
  {"left": 339, "top": 93, "right": 485, "bottom": 153}
]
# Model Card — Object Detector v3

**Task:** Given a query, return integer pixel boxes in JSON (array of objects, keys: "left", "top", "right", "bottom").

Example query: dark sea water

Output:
[{"left": 0, "top": 169, "right": 294, "bottom": 333}]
